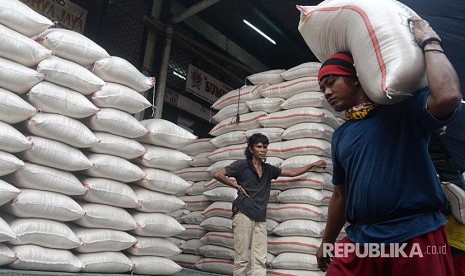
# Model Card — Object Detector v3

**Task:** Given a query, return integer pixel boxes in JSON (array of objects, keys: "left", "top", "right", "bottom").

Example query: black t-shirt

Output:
[{"left": 225, "top": 159, "right": 281, "bottom": 222}]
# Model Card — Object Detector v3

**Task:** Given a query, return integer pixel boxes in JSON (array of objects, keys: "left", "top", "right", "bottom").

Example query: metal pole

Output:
[
  {"left": 135, "top": 0, "right": 164, "bottom": 120},
  {"left": 153, "top": 24, "right": 173, "bottom": 119},
  {"left": 153, "top": 0, "right": 222, "bottom": 119}
]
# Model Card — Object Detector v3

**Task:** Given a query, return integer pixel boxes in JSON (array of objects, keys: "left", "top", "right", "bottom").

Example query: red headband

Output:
[{"left": 318, "top": 52, "right": 356, "bottom": 82}]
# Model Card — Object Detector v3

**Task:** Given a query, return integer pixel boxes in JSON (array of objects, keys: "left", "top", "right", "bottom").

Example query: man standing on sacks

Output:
[
  {"left": 316, "top": 17, "right": 462, "bottom": 275},
  {"left": 214, "top": 133, "right": 327, "bottom": 276}
]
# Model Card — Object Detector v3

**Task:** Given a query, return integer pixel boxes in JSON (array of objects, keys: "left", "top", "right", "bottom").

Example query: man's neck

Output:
[{"left": 352, "top": 91, "right": 372, "bottom": 107}]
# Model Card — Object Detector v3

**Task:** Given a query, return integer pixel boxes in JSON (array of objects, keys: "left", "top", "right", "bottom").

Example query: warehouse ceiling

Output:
[
  {"left": 165, "top": 0, "right": 465, "bottom": 90},
  {"left": 176, "top": 0, "right": 322, "bottom": 72},
  {"left": 72, "top": 0, "right": 323, "bottom": 87}
]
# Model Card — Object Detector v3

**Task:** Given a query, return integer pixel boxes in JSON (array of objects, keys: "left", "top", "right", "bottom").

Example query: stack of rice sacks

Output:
[
  {"left": 131, "top": 118, "right": 198, "bottom": 275},
  {"left": 205, "top": 63, "right": 346, "bottom": 276},
  {"left": 169, "top": 139, "right": 220, "bottom": 271},
  {"left": 0, "top": 1, "right": 192, "bottom": 275}
]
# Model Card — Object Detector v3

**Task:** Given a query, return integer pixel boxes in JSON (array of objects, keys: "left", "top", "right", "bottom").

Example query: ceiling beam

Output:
[
  {"left": 170, "top": 0, "right": 268, "bottom": 72},
  {"left": 248, "top": 0, "right": 307, "bottom": 49},
  {"left": 170, "top": 0, "right": 221, "bottom": 23}
]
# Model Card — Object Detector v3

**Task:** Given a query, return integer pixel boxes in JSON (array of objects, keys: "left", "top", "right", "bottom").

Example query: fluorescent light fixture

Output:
[
  {"left": 173, "top": 70, "right": 186, "bottom": 80},
  {"left": 243, "top": 19, "right": 276, "bottom": 45}
]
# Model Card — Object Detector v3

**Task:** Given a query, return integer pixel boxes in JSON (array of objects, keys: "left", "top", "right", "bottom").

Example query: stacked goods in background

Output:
[
  {"left": 0, "top": 1, "right": 197, "bottom": 275},
  {"left": 170, "top": 139, "right": 221, "bottom": 271},
  {"left": 200, "top": 63, "right": 346, "bottom": 276},
  {"left": 132, "top": 119, "right": 198, "bottom": 275}
]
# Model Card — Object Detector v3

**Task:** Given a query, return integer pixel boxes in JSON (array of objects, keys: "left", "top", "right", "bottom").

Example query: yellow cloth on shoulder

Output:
[
  {"left": 345, "top": 102, "right": 378, "bottom": 120},
  {"left": 446, "top": 215, "right": 465, "bottom": 251}
]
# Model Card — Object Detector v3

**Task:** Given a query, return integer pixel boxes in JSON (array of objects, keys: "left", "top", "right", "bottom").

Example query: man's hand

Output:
[
  {"left": 316, "top": 242, "right": 332, "bottom": 272},
  {"left": 237, "top": 186, "right": 250, "bottom": 197},
  {"left": 409, "top": 16, "right": 441, "bottom": 48}
]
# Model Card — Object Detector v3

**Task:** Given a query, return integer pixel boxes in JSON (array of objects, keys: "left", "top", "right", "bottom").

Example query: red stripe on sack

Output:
[
  {"left": 306, "top": 5, "right": 387, "bottom": 94},
  {"left": 213, "top": 91, "right": 255, "bottom": 108},
  {"left": 202, "top": 208, "right": 230, "bottom": 215},
  {"left": 197, "top": 259, "right": 233, "bottom": 265},
  {"left": 268, "top": 205, "right": 321, "bottom": 215},
  {"left": 185, "top": 227, "right": 204, "bottom": 231},
  {"left": 348, "top": 5, "right": 387, "bottom": 93},
  {"left": 212, "top": 114, "right": 267, "bottom": 132},
  {"left": 204, "top": 182, "right": 218, "bottom": 188},
  {"left": 268, "top": 145, "right": 324, "bottom": 153},
  {"left": 268, "top": 241, "right": 318, "bottom": 249},
  {"left": 204, "top": 233, "right": 233, "bottom": 239},
  {"left": 212, "top": 85, "right": 264, "bottom": 109},
  {"left": 262, "top": 77, "right": 318, "bottom": 93},
  {"left": 208, "top": 147, "right": 244, "bottom": 158},
  {"left": 177, "top": 169, "right": 204, "bottom": 175},
  {"left": 272, "top": 178, "right": 323, "bottom": 185},
  {"left": 204, "top": 180, "right": 236, "bottom": 188},
  {"left": 264, "top": 113, "right": 325, "bottom": 122},
  {"left": 185, "top": 201, "right": 210, "bottom": 206}
]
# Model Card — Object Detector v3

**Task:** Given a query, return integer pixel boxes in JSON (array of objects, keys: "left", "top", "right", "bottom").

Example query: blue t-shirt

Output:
[
  {"left": 332, "top": 87, "right": 460, "bottom": 243},
  {"left": 225, "top": 159, "right": 281, "bottom": 222}
]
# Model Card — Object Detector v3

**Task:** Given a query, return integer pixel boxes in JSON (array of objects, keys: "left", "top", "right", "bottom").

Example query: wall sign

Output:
[
  {"left": 186, "top": 64, "right": 232, "bottom": 104},
  {"left": 21, "top": 0, "right": 88, "bottom": 34}
]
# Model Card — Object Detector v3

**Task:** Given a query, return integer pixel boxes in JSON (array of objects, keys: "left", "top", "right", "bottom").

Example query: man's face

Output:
[
  {"left": 320, "top": 75, "right": 359, "bottom": 112},
  {"left": 249, "top": 142, "right": 268, "bottom": 160}
]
